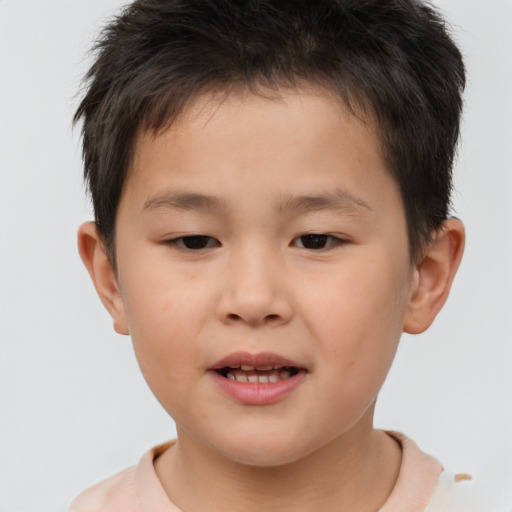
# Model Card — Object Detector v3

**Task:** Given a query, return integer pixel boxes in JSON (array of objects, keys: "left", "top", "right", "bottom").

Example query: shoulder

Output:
[
  {"left": 426, "top": 470, "right": 509, "bottom": 512},
  {"left": 68, "top": 465, "right": 141, "bottom": 512},
  {"left": 68, "top": 441, "right": 175, "bottom": 512},
  {"left": 384, "top": 432, "right": 510, "bottom": 512}
]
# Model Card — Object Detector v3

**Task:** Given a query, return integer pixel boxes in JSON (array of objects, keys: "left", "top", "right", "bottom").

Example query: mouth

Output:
[
  {"left": 209, "top": 351, "right": 306, "bottom": 384},
  {"left": 208, "top": 352, "right": 307, "bottom": 404},
  {"left": 216, "top": 364, "right": 300, "bottom": 383}
]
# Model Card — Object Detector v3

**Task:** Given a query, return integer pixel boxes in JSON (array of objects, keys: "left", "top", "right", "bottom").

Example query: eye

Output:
[
  {"left": 293, "top": 234, "right": 342, "bottom": 250},
  {"left": 169, "top": 235, "right": 219, "bottom": 250}
]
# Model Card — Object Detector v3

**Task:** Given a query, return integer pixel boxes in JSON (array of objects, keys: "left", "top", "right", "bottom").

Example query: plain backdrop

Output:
[{"left": 1, "top": 1, "right": 511, "bottom": 510}]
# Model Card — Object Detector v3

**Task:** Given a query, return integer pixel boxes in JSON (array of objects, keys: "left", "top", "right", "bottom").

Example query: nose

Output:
[{"left": 215, "top": 245, "right": 293, "bottom": 327}]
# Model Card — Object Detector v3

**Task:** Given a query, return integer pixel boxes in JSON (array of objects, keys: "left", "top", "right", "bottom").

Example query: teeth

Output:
[
  {"left": 240, "top": 364, "right": 281, "bottom": 371},
  {"left": 224, "top": 369, "right": 296, "bottom": 383}
]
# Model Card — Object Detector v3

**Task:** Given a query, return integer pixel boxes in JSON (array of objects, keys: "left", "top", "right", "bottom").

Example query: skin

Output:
[{"left": 78, "top": 88, "right": 465, "bottom": 512}]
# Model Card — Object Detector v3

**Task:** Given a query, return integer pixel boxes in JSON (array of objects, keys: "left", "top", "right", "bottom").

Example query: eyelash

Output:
[
  {"left": 165, "top": 234, "right": 345, "bottom": 251},
  {"left": 166, "top": 235, "right": 220, "bottom": 251},
  {"left": 292, "top": 234, "right": 345, "bottom": 250}
]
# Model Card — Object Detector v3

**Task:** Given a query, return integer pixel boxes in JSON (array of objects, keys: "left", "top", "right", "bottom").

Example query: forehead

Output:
[
  {"left": 134, "top": 85, "right": 373, "bottom": 156},
  {"left": 123, "top": 87, "right": 401, "bottom": 221}
]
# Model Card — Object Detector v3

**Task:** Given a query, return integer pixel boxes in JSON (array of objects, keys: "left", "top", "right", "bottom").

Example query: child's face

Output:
[{"left": 112, "top": 88, "right": 417, "bottom": 466}]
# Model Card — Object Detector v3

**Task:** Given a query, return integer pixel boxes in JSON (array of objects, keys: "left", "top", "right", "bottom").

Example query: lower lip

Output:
[{"left": 209, "top": 370, "right": 307, "bottom": 405}]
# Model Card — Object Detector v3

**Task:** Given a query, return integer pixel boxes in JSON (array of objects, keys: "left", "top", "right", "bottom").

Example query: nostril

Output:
[
  {"left": 225, "top": 313, "right": 284, "bottom": 324},
  {"left": 217, "top": 293, "right": 293, "bottom": 326}
]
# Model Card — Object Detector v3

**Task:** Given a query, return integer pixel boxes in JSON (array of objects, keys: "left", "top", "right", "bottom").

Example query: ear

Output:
[
  {"left": 77, "top": 222, "right": 129, "bottom": 335},
  {"left": 403, "top": 218, "right": 465, "bottom": 334}
]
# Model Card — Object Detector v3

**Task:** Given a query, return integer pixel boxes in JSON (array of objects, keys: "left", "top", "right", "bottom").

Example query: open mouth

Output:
[
  {"left": 216, "top": 364, "right": 300, "bottom": 383},
  {"left": 210, "top": 354, "right": 306, "bottom": 403}
]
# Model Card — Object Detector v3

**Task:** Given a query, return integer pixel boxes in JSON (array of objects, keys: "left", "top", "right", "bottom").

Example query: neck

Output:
[{"left": 155, "top": 418, "right": 402, "bottom": 512}]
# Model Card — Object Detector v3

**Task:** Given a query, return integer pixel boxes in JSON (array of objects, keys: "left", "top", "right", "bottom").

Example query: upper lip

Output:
[{"left": 209, "top": 351, "right": 305, "bottom": 370}]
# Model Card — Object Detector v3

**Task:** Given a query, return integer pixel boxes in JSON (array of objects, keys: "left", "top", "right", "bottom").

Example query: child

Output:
[{"left": 70, "top": 0, "right": 492, "bottom": 510}]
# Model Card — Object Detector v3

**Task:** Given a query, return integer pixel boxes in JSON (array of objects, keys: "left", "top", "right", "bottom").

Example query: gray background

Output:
[{"left": 1, "top": 1, "right": 511, "bottom": 510}]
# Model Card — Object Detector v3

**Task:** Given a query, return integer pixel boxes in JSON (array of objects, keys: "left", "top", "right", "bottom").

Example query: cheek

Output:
[
  {"left": 302, "top": 256, "right": 409, "bottom": 388},
  {"left": 119, "top": 263, "right": 214, "bottom": 388},
  {"left": 306, "top": 269, "right": 404, "bottom": 342}
]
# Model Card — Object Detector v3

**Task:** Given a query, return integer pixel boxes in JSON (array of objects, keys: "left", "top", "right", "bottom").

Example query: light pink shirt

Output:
[{"left": 69, "top": 432, "right": 489, "bottom": 512}]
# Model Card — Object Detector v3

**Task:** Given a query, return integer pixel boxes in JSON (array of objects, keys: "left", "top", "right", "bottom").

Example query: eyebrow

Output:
[
  {"left": 275, "top": 189, "right": 373, "bottom": 216},
  {"left": 142, "top": 188, "right": 372, "bottom": 216},
  {"left": 143, "top": 191, "right": 226, "bottom": 213}
]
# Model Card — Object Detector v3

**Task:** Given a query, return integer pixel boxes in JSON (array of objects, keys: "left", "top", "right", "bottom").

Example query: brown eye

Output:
[
  {"left": 294, "top": 234, "right": 341, "bottom": 250},
  {"left": 299, "top": 234, "right": 329, "bottom": 249},
  {"left": 174, "top": 235, "right": 218, "bottom": 250}
]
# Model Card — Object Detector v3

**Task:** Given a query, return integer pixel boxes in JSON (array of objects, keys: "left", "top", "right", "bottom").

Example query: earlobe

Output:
[
  {"left": 403, "top": 218, "right": 465, "bottom": 334},
  {"left": 77, "top": 222, "right": 129, "bottom": 335}
]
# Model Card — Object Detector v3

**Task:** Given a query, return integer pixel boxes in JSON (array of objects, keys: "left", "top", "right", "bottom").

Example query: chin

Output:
[
  {"left": 211, "top": 430, "right": 317, "bottom": 468},
  {"left": 224, "top": 448, "right": 304, "bottom": 468}
]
